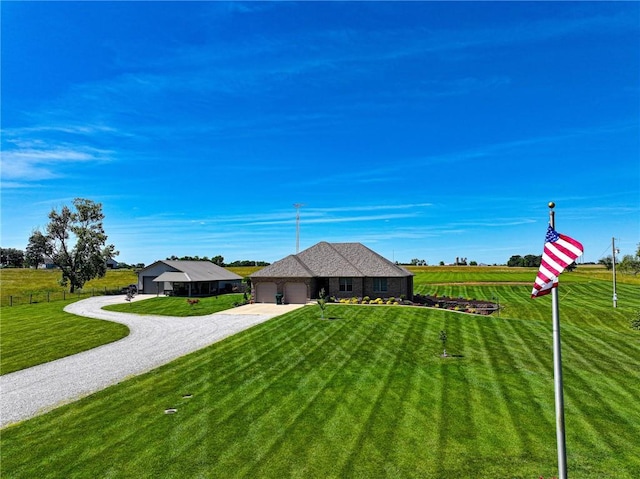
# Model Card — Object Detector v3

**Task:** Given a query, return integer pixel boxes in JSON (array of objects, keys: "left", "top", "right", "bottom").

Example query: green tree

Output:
[
  {"left": 618, "top": 254, "right": 640, "bottom": 275},
  {"left": 38, "top": 198, "right": 118, "bottom": 292},
  {"left": 0, "top": 248, "right": 25, "bottom": 268},
  {"left": 598, "top": 255, "right": 613, "bottom": 270},
  {"left": 211, "top": 255, "right": 225, "bottom": 266},
  {"left": 507, "top": 255, "right": 523, "bottom": 267},
  {"left": 523, "top": 254, "right": 542, "bottom": 267},
  {"left": 25, "top": 230, "right": 49, "bottom": 268},
  {"left": 317, "top": 288, "right": 328, "bottom": 320}
]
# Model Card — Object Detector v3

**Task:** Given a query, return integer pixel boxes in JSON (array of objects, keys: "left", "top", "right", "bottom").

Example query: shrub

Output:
[
  {"left": 363, "top": 296, "right": 370, "bottom": 303},
  {"left": 631, "top": 310, "right": 640, "bottom": 331}
]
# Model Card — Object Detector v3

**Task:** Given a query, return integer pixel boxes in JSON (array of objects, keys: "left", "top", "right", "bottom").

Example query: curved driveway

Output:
[{"left": 0, "top": 295, "right": 304, "bottom": 428}]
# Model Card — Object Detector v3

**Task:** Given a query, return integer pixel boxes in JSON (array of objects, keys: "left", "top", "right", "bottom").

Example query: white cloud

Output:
[{"left": 0, "top": 139, "right": 112, "bottom": 183}]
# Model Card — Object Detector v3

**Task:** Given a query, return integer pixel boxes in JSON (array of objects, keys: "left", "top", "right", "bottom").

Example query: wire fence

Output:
[{"left": 1, "top": 287, "right": 132, "bottom": 307}]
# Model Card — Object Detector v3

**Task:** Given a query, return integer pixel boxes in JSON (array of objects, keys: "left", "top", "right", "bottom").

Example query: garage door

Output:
[
  {"left": 255, "top": 282, "right": 277, "bottom": 303},
  {"left": 285, "top": 282, "right": 307, "bottom": 304},
  {"left": 143, "top": 276, "right": 161, "bottom": 294}
]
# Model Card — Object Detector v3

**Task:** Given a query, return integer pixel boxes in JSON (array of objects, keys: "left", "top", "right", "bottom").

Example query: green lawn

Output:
[
  {"left": 1, "top": 279, "right": 639, "bottom": 478},
  {"left": 0, "top": 300, "right": 129, "bottom": 375},
  {"left": 103, "top": 293, "right": 246, "bottom": 316}
]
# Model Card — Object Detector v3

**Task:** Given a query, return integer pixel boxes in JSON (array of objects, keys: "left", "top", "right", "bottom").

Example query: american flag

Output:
[{"left": 531, "top": 225, "right": 584, "bottom": 298}]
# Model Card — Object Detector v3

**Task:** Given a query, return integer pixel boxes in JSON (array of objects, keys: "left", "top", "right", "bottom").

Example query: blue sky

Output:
[{"left": 1, "top": 1, "right": 638, "bottom": 266}]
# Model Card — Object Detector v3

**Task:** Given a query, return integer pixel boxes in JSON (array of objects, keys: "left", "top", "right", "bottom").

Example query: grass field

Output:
[
  {"left": 0, "top": 268, "right": 139, "bottom": 306},
  {"left": 1, "top": 268, "right": 639, "bottom": 478},
  {"left": 0, "top": 300, "right": 129, "bottom": 375}
]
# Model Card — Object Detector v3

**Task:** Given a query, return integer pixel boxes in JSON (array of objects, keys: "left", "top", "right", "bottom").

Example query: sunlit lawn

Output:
[
  {"left": 0, "top": 300, "right": 129, "bottom": 375},
  {"left": 1, "top": 277, "right": 639, "bottom": 478},
  {"left": 104, "top": 293, "right": 246, "bottom": 316}
]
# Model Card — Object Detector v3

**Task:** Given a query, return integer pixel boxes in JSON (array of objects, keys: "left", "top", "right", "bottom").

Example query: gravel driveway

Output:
[{"left": 0, "top": 295, "right": 305, "bottom": 428}]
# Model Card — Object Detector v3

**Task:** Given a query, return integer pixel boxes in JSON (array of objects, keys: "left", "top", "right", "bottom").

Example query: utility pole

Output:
[
  {"left": 294, "top": 203, "right": 304, "bottom": 254},
  {"left": 612, "top": 237, "right": 619, "bottom": 308}
]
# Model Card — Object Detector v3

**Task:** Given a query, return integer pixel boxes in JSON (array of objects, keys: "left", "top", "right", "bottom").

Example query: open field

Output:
[
  {"left": 0, "top": 269, "right": 138, "bottom": 306},
  {"left": 1, "top": 268, "right": 638, "bottom": 477}
]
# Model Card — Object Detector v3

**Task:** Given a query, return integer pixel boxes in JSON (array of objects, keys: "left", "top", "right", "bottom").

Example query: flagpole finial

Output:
[{"left": 548, "top": 201, "right": 555, "bottom": 209}]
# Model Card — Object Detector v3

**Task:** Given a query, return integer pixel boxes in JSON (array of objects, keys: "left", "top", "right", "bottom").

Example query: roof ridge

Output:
[
  {"left": 326, "top": 242, "right": 365, "bottom": 276},
  {"left": 292, "top": 254, "right": 315, "bottom": 276}
]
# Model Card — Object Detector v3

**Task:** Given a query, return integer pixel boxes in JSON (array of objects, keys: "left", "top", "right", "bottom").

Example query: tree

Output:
[
  {"left": 507, "top": 254, "right": 541, "bottom": 267},
  {"left": 211, "top": 255, "right": 224, "bottom": 266},
  {"left": 598, "top": 255, "right": 613, "bottom": 270},
  {"left": 523, "top": 254, "right": 542, "bottom": 267},
  {"left": 25, "top": 230, "right": 49, "bottom": 268},
  {"left": 0, "top": 248, "right": 25, "bottom": 268},
  {"left": 317, "top": 288, "right": 328, "bottom": 320},
  {"left": 507, "top": 255, "right": 523, "bottom": 267},
  {"left": 38, "top": 198, "right": 118, "bottom": 292},
  {"left": 618, "top": 254, "right": 640, "bottom": 275}
]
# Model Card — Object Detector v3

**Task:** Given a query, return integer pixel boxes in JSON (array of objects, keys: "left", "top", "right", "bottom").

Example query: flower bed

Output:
[{"left": 411, "top": 294, "right": 498, "bottom": 315}]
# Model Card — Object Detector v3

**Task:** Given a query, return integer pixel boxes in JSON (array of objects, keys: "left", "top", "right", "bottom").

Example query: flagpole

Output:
[{"left": 549, "top": 202, "right": 568, "bottom": 479}]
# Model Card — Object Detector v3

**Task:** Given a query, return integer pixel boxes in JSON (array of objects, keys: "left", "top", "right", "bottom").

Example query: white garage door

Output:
[
  {"left": 256, "top": 282, "right": 277, "bottom": 303},
  {"left": 285, "top": 283, "right": 307, "bottom": 304}
]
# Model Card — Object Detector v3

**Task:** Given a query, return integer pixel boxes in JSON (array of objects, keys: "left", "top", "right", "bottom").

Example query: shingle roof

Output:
[
  {"left": 251, "top": 242, "right": 413, "bottom": 279},
  {"left": 250, "top": 255, "right": 314, "bottom": 278},
  {"left": 143, "top": 260, "right": 242, "bottom": 282}
]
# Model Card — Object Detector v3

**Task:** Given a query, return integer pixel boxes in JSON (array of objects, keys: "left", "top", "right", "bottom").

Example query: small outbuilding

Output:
[
  {"left": 137, "top": 260, "right": 242, "bottom": 297},
  {"left": 250, "top": 241, "right": 414, "bottom": 304}
]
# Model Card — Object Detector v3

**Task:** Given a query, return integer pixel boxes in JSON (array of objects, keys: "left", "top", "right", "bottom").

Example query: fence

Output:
[{"left": 1, "top": 287, "right": 131, "bottom": 307}]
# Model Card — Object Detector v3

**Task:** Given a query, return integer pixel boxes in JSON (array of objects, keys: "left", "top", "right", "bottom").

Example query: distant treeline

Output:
[
  {"left": 507, "top": 255, "right": 542, "bottom": 267},
  {"left": 165, "top": 255, "right": 269, "bottom": 267}
]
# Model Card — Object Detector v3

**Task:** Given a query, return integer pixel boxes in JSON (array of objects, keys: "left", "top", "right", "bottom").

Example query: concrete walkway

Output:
[{"left": 0, "top": 295, "right": 305, "bottom": 428}]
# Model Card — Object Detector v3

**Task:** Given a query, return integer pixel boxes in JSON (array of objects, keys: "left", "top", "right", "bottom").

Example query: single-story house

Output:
[
  {"left": 250, "top": 241, "right": 414, "bottom": 304},
  {"left": 137, "top": 260, "right": 243, "bottom": 297}
]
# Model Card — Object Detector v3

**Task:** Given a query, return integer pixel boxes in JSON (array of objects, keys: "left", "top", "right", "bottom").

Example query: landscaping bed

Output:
[{"left": 326, "top": 294, "right": 499, "bottom": 315}]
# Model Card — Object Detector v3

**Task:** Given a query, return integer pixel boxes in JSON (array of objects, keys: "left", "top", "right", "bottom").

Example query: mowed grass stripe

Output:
[
  {"left": 0, "top": 300, "right": 129, "bottom": 375},
  {"left": 246, "top": 308, "right": 417, "bottom": 478},
  {"left": 561, "top": 350, "right": 640, "bottom": 477},
  {"left": 134, "top": 308, "right": 391, "bottom": 478},
  {"left": 2, "top": 279, "right": 639, "bottom": 478},
  {"left": 334, "top": 312, "right": 419, "bottom": 479}
]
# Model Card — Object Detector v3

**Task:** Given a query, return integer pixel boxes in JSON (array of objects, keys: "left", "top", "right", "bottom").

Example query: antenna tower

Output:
[{"left": 294, "top": 203, "right": 305, "bottom": 253}]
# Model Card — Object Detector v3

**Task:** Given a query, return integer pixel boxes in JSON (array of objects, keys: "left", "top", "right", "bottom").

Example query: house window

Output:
[
  {"left": 373, "top": 278, "right": 388, "bottom": 292},
  {"left": 339, "top": 278, "right": 353, "bottom": 292}
]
